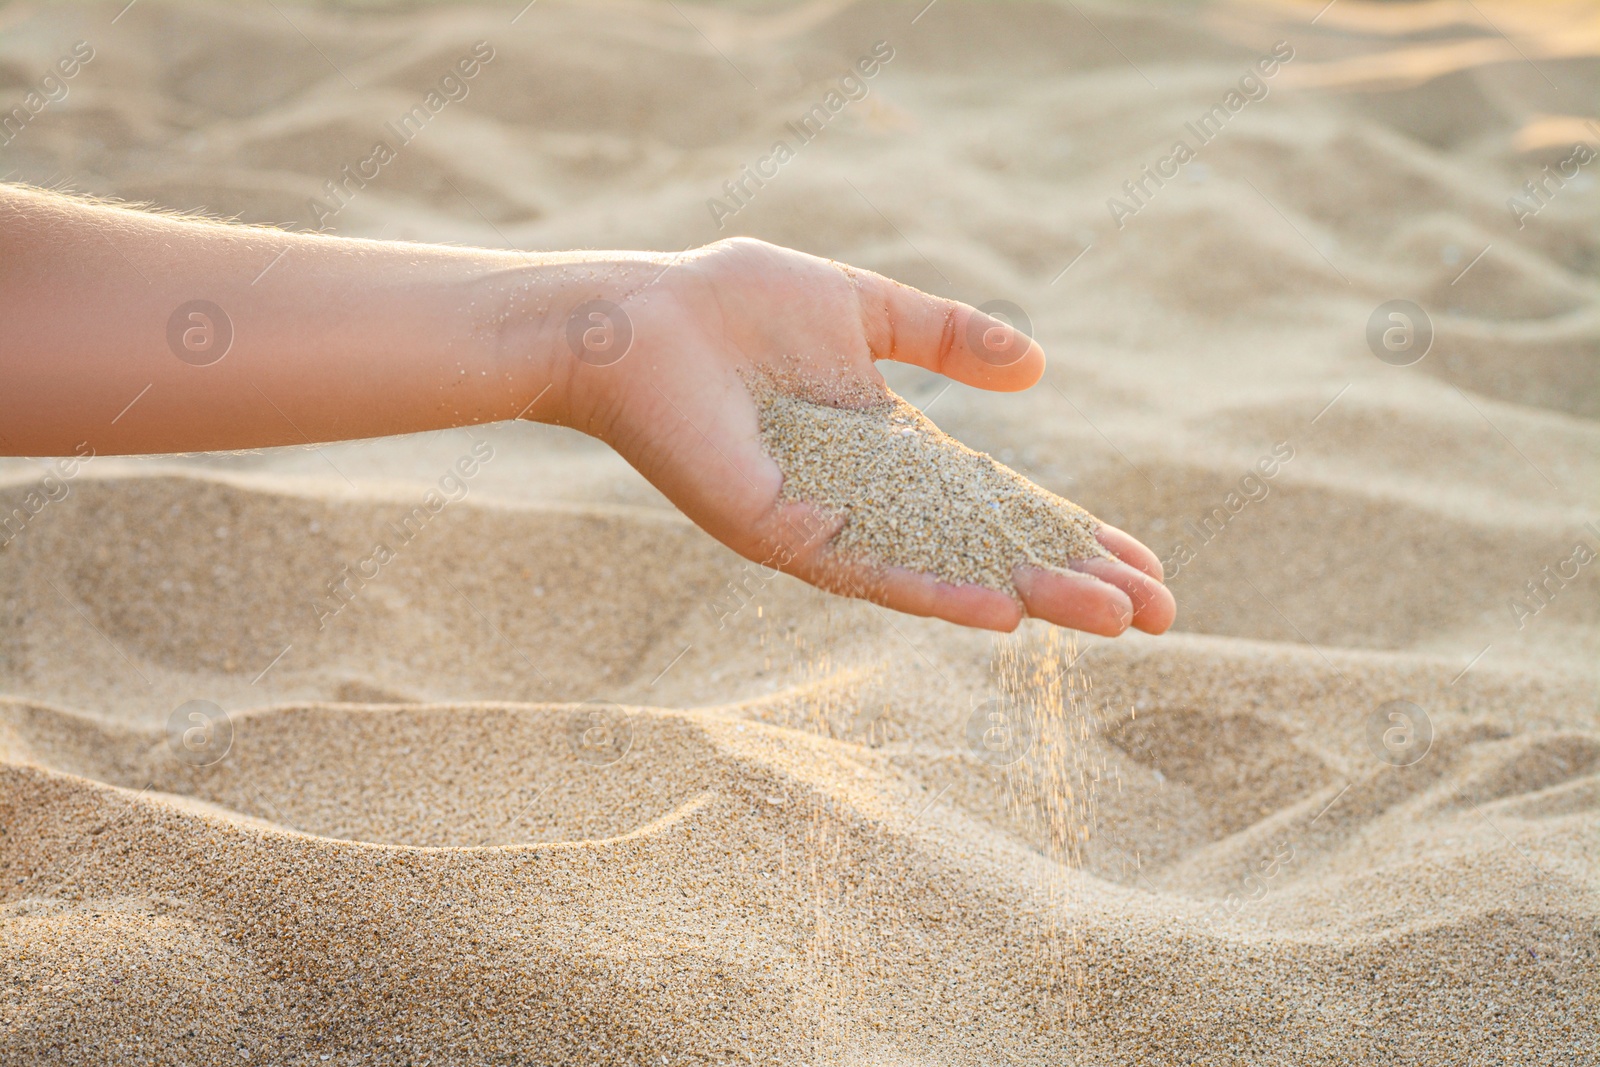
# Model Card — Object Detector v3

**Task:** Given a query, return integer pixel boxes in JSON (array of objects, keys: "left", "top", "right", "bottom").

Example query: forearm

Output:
[{"left": 0, "top": 184, "right": 636, "bottom": 456}]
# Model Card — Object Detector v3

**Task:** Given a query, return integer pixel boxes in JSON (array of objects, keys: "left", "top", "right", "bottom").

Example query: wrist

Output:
[{"left": 483, "top": 250, "right": 687, "bottom": 430}]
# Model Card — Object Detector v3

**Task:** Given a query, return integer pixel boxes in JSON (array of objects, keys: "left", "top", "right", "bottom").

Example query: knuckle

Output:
[{"left": 704, "top": 235, "right": 774, "bottom": 256}]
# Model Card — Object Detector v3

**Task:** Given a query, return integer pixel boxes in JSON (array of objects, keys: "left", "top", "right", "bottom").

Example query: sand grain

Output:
[
  {"left": 1, "top": 0, "right": 1595, "bottom": 1063},
  {"left": 758, "top": 388, "right": 1110, "bottom": 592}
]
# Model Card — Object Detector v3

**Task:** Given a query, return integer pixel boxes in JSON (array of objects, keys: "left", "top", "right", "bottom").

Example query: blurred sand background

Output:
[{"left": 1, "top": 0, "right": 1597, "bottom": 1062}]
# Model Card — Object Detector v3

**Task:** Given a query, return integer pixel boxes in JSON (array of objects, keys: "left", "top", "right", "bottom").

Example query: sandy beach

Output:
[{"left": 1, "top": 0, "right": 1597, "bottom": 1062}]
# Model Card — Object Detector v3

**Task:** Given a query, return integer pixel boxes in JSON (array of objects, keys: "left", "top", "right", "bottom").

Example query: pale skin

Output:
[{"left": 0, "top": 183, "right": 1175, "bottom": 636}]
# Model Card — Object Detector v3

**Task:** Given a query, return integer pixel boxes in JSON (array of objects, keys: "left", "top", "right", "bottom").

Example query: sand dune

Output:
[{"left": 1, "top": 0, "right": 1596, "bottom": 1063}]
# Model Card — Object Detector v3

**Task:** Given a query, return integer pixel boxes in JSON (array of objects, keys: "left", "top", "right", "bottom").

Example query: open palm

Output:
[{"left": 555, "top": 238, "right": 1174, "bottom": 637}]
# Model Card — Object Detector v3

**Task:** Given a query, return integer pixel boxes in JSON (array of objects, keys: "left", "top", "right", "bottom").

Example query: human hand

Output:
[{"left": 544, "top": 238, "right": 1175, "bottom": 636}]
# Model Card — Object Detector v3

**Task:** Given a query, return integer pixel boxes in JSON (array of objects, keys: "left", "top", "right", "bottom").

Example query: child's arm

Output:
[
  {"left": 0, "top": 183, "right": 1173, "bottom": 636},
  {"left": 0, "top": 182, "right": 597, "bottom": 453}
]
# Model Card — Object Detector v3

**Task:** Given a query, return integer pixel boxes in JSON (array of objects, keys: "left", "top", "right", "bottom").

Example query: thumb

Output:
[{"left": 848, "top": 269, "right": 1044, "bottom": 392}]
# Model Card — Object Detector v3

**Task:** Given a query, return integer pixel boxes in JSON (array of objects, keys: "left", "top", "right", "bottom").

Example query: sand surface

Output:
[{"left": 2, "top": 0, "right": 1597, "bottom": 1063}]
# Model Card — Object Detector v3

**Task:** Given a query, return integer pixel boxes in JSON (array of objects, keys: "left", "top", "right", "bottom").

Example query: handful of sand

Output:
[{"left": 756, "top": 386, "right": 1111, "bottom": 594}]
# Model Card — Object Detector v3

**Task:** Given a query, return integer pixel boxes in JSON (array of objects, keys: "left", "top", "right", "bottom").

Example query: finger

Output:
[
  {"left": 1013, "top": 565, "right": 1135, "bottom": 637},
  {"left": 1069, "top": 556, "right": 1176, "bottom": 635},
  {"left": 851, "top": 270, "right": 1044, "bottom": 392},
  {"left": 794, "top": 543, "right": 1025, "bottom": 633},
  {"left": 1095, "top": 523, "right": 1164, "bottom": 581},
  {"left": 866, "top": 566, "right": 1023, "bottom": 632},
  {"left": 755, "top": 506, "right": 1170, "bottom": 636},
  {"left": 756, "top": 503, "right": 1024, "bottom": 631}
]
